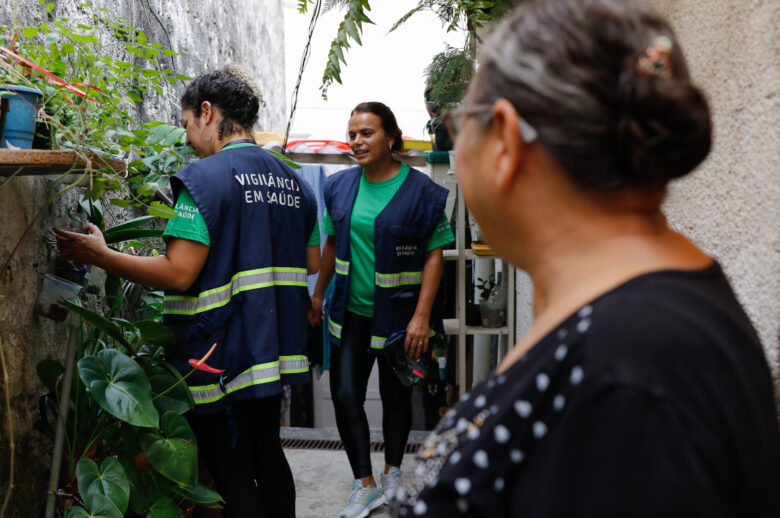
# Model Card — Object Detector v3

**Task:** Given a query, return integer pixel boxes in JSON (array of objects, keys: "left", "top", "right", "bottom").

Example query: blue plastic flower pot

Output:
[{"left": 0, "top": 84, "right": 43, "bottom": 149}]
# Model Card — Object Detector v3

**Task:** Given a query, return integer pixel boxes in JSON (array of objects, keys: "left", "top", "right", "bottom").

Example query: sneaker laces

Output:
[
  {"left": 383, "top": 468, "right": 402, "bottom": 498},
  {"left": 349, "top": 480, "right": 366, "bottom": 504}
]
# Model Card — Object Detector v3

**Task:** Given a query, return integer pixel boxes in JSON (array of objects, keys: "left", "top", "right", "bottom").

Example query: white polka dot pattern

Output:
[
  {"left": 533, "top": 421, "right": 548, "bottom": 439},
  {"left": 494, "top": 424, "right": 511, "bottom": 443},
  {"left": 570, "top": 366, "right": 584, "bottom": 385},
  {"left": 514, "top": 400, "right": 532, "bottom": 418},
  {"left": 385, "top": 302, "right": 595, "bottom": 518},
  {"left": 577, "top": 318, "right": 591, "bottom": 333},
  {"left": 510, "top": 449, "right": 525, "bottom": 463},
  {"left": 474, "top": 450, "right": 489, "bottom": 469},
  {"left": 455, "top": 478, "right": 471, "bottom": 495}
]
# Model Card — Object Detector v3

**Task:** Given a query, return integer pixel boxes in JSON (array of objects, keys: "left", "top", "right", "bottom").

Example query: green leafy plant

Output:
[
  {"left": 35, "top": 297, "right": 223, "bottom": 516},
  {"left": 0, "top": 0, "right": 189, "bottom": 280}
]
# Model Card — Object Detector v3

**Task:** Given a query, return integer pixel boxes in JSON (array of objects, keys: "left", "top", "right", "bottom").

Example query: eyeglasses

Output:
[{"left": 443, "top": 103, "right": 539, "bottom": 143}]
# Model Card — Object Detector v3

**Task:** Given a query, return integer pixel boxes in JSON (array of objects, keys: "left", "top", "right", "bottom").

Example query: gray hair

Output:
[{"left": 469, "top": 0, "right": 711, "bottom": 190}]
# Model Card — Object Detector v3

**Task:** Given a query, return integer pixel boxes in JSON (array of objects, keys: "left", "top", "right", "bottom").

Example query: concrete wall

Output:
[
  {"left": 649, "top": 0, "right": 780, "bottom": 374},
  {"left": 516, "top": 0, "right": 780, "bottom": 378},
  {"left": 0, "top": 1, "right": 285, "bottom": 515}
]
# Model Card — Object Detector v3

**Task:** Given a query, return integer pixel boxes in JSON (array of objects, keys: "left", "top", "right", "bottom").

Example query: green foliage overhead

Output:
[
  {"left": 319, "top": 0, "right": 374, "bottom": 100},
  {"left": 309, "top": 0, "right": 524, "bottom": 106},
  {"left": 425, "top": 44, "right": 473, "bottom": 110}
]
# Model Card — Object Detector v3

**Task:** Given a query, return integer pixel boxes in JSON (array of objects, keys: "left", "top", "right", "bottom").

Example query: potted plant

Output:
[{"left": 0, "top": 30, "right": 43, "bottom": 148}]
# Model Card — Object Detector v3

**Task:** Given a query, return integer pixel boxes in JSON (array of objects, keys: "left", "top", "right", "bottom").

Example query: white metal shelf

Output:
[
  {"left": 430, "top": 162, "right": 515, "bottom": 397},
  {"left": 442, "top": 249, "right": 496, "bottom": 260},
  {"left": 443, "top": 319, "right": 508, "bottom": 336}
]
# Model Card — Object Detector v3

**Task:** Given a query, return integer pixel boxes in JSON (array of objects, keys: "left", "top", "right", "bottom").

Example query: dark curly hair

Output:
[
  {"left": 180, "top": 66, "right": 264, "bottom": 140},
  {"left": 351, "top": 102, "right": 405, "bottom": 153}
]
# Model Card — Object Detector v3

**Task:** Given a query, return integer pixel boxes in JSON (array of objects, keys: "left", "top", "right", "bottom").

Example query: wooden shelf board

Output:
[{"left": 0, "top": 149, "right": 126, "bottom": 176}]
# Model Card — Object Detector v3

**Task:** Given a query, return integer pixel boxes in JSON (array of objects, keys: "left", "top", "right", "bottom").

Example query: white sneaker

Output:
[
  {"left": 380, "top": 467, "right": 402, "bottom": 501},
  {"left": 340, "top": 480, "right": 386, "bottom": 518}
]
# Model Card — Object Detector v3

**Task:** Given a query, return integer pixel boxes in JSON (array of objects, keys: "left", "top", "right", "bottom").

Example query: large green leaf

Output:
[
  {"left": 37, "top": 358, "right": 65, "bottom": 393},
  {"left": 135, "top": 320, "right": 177, "bottom": 353},
  {"left": 145, "top": 496, "right": 183, "bottom": 518},
  {"left": 144, "top": 360, "right": 193, "bottom": 415},
  {"left": 117, "top": 455, "right": 151, "bottom": 515},
  {"left": 64, "top": 494, "right": 123, "bottom": 518},
  {"left": 80, "top": 196, "right": 105, "bottom": 229},
  {"left": 78, "top": 349, "right": 159, "bottom": 427},
  {"left": 60, "top": 300, "right": 131, "bottom": 349},
  {"left": 148, "top": 201, "right": 177, "bottom": 219},
  {"left": 171, "top": 482, "right": 223, "bottom": 508},
  {"left": 76, "top": 457, "right": 130, "bottom": 515},
  {"left": 64, "top": 506, "right": 91, "bottom": 517},
  {"left": 139, "top": 411, "right": 197, "bottom": 487},
  {"left": 104, "top": 215, "right": 156, "bottom": 233}
]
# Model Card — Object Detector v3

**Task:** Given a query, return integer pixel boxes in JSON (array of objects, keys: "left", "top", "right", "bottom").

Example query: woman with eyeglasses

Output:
[
  {"left": 308, "top": 102, "right": 453, "bottom": 518},
  {"left": 387, "top": 0, "right": 780, "bottom": 516}
]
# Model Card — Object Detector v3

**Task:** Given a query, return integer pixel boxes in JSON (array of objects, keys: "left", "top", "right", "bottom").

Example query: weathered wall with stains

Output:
[{"left": 0, "top": 1, "right": 285, "bottom": 515}]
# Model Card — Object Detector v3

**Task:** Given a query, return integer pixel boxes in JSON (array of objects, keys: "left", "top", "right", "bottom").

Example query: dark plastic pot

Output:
[{"left": 0, "top": 84, "right": 43, "bottom": 149}]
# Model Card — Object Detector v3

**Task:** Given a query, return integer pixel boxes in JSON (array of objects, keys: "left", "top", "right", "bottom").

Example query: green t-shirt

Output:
[
  {"left": 163, "top": 186, "right": 321, "bottom": 247},
  {"left": 322, "top": 164, "right": 454, "bottom": 317}
]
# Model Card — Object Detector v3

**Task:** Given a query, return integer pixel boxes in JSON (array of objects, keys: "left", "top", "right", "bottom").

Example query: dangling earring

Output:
[{"left": 200, "top": 127, "right": 212, "bottom": 142}]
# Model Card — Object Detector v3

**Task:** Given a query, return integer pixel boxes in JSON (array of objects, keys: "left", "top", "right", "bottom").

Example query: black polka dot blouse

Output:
[{"left": 386, "top": 264, "right": 780, "bottom": 517}]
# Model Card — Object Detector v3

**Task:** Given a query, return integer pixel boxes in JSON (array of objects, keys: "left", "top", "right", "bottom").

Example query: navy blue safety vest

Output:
[
  {"left": 163, "top": 143, "right": 318, "bottom": 415},
  {"left": 324, "top": 166, "right": 448, "bottom": 350}
]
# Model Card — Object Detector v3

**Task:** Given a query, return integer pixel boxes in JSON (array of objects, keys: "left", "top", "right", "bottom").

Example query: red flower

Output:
[{"left": 188, "top": 342, "right": 224, "bottom": 374}]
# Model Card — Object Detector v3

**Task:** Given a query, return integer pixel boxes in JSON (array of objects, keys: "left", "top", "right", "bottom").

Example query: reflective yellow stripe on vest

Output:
[
  {"left": 335, "top": 258, "right": 350, "bottom": 276},
  {"left": 280, "top": 355, "right": 309, "bottom": 374},
  {"left": 374, "top": 271, "right": 423, "bottom": 288},
  {"left": 164, "top": 267, "right": 308, "bottom": 315},
  {"left": 370, "top": 330, "right": 435, "bottom": 350},
  {"left": 328, "top": 316, "right": 342, "bottom": 339},
  {"left": 189, "top": 361, "right": 281, "bottom": 405}
]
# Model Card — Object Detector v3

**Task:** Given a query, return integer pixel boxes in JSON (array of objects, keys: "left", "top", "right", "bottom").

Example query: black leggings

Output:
[
  {"left": 188, "top": 395, "right": 295, "bottom": 518},
  {"left": 330, "top": 311, "right": 413, "bottom": 479}
]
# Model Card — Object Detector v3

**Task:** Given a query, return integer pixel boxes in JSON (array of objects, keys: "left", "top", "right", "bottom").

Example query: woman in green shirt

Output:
[{"left": 309, "top": 102, "right": 453, "bottom": 518}]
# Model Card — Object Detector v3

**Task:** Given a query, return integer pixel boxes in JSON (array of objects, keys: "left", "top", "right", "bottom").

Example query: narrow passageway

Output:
[{"left": 285, "top": 428, "right": 428, "bottom": 517}]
